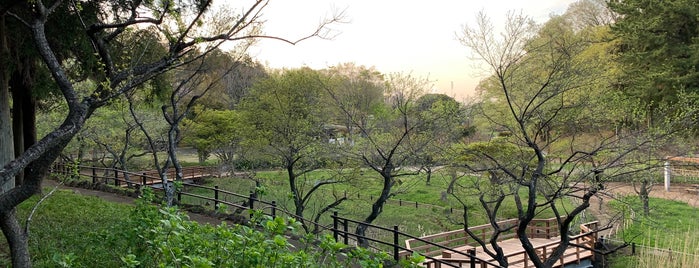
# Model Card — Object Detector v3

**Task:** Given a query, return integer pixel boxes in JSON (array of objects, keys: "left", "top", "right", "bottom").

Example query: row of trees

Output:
[{"left": 448, "top": 0, "right": 699, "bottom": 267}]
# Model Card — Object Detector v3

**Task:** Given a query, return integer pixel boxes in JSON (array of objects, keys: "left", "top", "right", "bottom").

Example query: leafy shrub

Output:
[{"left": 118, "top": 188, "right": 394, "bottom": 267}]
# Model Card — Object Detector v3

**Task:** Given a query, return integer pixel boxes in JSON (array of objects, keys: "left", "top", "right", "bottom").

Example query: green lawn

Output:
[{"left": 0, "top": 188, "right": 133, "bottom": 267}]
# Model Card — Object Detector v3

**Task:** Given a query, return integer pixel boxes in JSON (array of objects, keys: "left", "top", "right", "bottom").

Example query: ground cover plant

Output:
[
  {"left": 608, "top": 196, "right": 699, "bottom": 267},
  {"left": 1, "top": 186, "right": 403, "bottom": 267}
]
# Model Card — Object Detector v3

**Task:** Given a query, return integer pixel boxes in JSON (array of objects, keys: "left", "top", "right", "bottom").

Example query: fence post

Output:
[
  {"left": 343, "top": 218, "right": 349, "bottom": 244},
  {"left": 399, "top": 199, "right": 402, "bottom": 206},
  {"left": 468, "top": 248, "right": 477, "bottom": 268},
  {"left": 333, "top": 211, "right": 339, "bottom": 242},
  {"left": 664, "top": 161, "right": 671, "bottom": 191},
  {"left": 415, "top": 201, "right": 418, "bottom": 208},
  {"left": 271, "top": 201, "right": 277, "bottom": 217},
  {"left": 248, "top": 191, "right": 255, "bottom": 219},
  {"left": 142, "top": 173, "right": 147, "bottom": 186},
  {"left": 214, "top": 186, "right": 220, "bottom": 209},
  {"left": 393, "top": 225, "right": 400, "bottom": 262},
  {"left": 114, "top": 169, "right": 119, "bottom": 186},
  {"left": 91, "top": 167, "right": 96, "bottom": 184},
  {"left": 632, "top": 242, "right": 635, "bottom": 255}
]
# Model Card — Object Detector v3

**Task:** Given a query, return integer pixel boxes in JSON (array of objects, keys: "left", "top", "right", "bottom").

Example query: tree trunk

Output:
[
  {"left": 1, "top": 209, "right": 30, "bottom": 267},
  {"left": 0, "top": 15, "right": 15, "bottom": 193},
  {"left": 355, "top": 171, "right": 393, "bottom": 247},
  {"left": 11, "top": 65, "right": 38, "bottom": 187},
  {"left": 287, "top": 164, "right": 307, "bottom": 231},
  {"left": 425, "top": 166, "right": 432, "bottom": 185},
  {"left": 640, "top": 179, "right": 650, "bottom": 216}
]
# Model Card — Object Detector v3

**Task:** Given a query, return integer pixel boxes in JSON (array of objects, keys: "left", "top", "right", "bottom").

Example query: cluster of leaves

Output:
[{"left": 111, "top": 188, "right": 393, "bottom": 267}]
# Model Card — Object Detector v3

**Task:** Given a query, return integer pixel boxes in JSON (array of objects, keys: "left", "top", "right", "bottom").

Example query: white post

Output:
[{"left": 664, "top": 161, "right": 671, "bottom": 192}]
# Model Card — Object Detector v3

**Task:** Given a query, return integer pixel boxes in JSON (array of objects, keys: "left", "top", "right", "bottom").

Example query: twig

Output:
[{"left": 24, "top": 182, "right": 63, "bottom": 236}]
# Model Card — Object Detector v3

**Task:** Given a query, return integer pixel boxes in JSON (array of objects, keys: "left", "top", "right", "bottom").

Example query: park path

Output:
[{"left": 41, "top": 179, "right": 226, "bottom": 226}]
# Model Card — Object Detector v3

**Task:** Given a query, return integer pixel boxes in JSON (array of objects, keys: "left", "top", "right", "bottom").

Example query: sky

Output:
[{"left": 246, "top": 0, "right": 577, "bottom": 101}]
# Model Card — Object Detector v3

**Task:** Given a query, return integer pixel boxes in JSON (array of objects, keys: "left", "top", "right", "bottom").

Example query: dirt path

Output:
[
  {"left": 41, "top": 179, "right": 227, "bottom": 226},
  {"left": 585, "top": 182, "right": 699, "bottom": 236}
]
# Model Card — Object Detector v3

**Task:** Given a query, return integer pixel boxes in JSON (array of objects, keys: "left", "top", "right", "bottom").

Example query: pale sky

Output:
[{"left": 247, "top": 0, "right": 577, "bottom": 101}]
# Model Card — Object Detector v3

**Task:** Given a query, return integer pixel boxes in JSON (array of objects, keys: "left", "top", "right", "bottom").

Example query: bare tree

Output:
[{"left": 0, "top": 1, "right": 342, "bottom": 266}]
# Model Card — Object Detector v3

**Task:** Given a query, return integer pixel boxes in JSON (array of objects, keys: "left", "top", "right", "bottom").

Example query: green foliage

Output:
[
  {"left": 610, "top": 0, "right": 699, "bottom": 118},
  {"left": 121, "top": 191, "right": 392, "bottom": 267},
  {"left": 182, "top": 106, "right": 247, "bottom": 164},
  {"left": 9, "top": 185, "right": 400, "bottom": 267}
]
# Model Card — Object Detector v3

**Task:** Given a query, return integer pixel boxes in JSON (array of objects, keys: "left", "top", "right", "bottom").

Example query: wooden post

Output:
[
  {"left": 333, "top": 211, "right": 339, "bottom": 241},
  {"left": 393, "top": 225, "right": 400, "bottom": 261},
  {"left": 664, "top": 161, "right": 671, "bottom": 191},
  {"left": 343, "top": 218, "right": 349, "bottom": 244},
  {"left": 141, "top": 173, "right": 147, "bottom": 186},
  {"left": 271, "top": 201, "right": 277, "bottom": 217},
  {"left": 248, "top": 191, "right": 255, "bottom": 219},
  {"left": 214, "top": 186, "right": 220, "bottom": 209},
  {"left": 114, "top": 169, "right": 119, "bottom": 186},
  {"left": 91, "top": 167, "right": 96, "bottom": 184},
  {"left": 468, "top": 248, "right": 477, "bottom": 268}
]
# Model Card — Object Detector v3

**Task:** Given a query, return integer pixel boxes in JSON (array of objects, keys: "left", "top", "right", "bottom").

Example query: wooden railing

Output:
[
  {"left": 415, "top": 220, "right": 599, "bottom": 268},
  {"left": 330, "top": 212, "right": 504, "bottom": 268},
  {"left": 50, "top": 162, "right": 596, "bottom": 268},
  {"left": 404, "top": 217, "right": 564, "bottom": 258}
]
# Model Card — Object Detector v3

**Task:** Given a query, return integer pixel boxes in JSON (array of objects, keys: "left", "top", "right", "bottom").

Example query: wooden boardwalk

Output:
[{"left": 403, "top": 218, "right": 598, "bottom": 268}]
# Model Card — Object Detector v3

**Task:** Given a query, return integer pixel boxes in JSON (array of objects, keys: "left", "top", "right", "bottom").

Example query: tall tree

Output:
[
  {"left": 610, "top": 0, "right": 699, "bottom": 123},
  {"left": 326, "top": 73, "right": 453, "bottom": 246},
  {"left": 0, "top": 1, "right": 341, "bottom": 266},
  {"left": 325, "top": 63, "right": 385, "bottom": 143},
  {"left": 241, "top": 68, "right": 347, "bottom": 232}
]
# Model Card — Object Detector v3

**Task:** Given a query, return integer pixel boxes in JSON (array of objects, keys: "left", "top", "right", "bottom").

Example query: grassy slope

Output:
[
  {"left": 0, "top": 188, "right": 132, "bottom": 267},
  {"left": 609, "top": 197, "right": 699, "bottom": 268}
]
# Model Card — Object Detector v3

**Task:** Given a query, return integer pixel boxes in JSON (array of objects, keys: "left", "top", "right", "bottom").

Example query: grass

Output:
[
  {"left": 608, "top": 196, "right": 699, "bottom": 267},
  {"left": 0, "top": 188, "right": 133, "bottom": 267},
  {"left": 183, "top": 168, "right": 577, "bottom": 246}
]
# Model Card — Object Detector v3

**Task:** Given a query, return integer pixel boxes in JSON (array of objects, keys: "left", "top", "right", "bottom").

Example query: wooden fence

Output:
[{"left": 49, "top": 163, "right": 598, "bottom": 267}]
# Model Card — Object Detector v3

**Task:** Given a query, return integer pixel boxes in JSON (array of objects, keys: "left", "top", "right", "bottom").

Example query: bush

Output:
[{"left": 117, "top": 188, "right": 394, "bottom": 267}]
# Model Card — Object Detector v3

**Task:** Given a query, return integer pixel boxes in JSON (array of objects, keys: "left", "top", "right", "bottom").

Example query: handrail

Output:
[
  {"left": 331, "top": 212, "right": 504, "bottom": 268},
  {"left": 51, "top": 162, "right": 598, "bottom": 268}
]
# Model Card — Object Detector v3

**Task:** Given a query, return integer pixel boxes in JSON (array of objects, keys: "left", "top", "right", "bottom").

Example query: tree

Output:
[
  {"left": 0, "top": 1, "right": 342, "bottom": 266},
  {"left": 326, "top": 73, "right": 455, "bottom": 246},
  {"left": 325, "top": 63, "right": 386, "bottom": 143},
  {"left": 241, "top": 68, "right": 348, "bottom": 232},
  {"left": 413, "top": 93, "right": 468, "bottom": 185},
  {"left": 183, "top": 107, "right": 247, "bottom": 165},
  {"left": 610, "top": 0, "right": 699, "bottom": 123},
  {"left": 455, "top": 10, "right": 682, "bottom": 267}
]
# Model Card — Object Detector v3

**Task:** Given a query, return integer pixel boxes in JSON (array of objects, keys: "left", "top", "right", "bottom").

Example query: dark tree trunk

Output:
[
  {"left": 355, "top": 171, "right": 393, "bottom": 247},
  {"left": 1, "top": 209, "right": 30, "bottom": 267},
  {"left": 640, "top": 179, "right": 650, "bottom": 216},
  {"left": 11, "top": 63, "right": 38, "bottom": 187}
]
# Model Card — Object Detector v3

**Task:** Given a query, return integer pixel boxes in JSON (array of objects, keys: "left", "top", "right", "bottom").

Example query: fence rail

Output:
[{"left": 49, "top": 162, "right": 597, "bottom": 267}]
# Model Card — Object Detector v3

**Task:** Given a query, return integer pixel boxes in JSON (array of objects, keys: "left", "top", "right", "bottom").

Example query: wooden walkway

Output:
[{"left": 403, "top": 218, "right": 598, "bottom": 268}]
